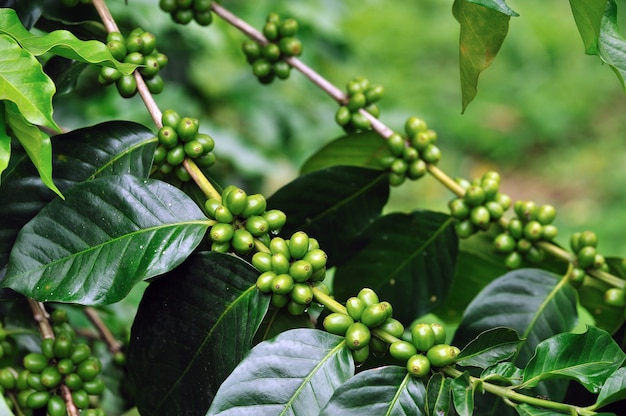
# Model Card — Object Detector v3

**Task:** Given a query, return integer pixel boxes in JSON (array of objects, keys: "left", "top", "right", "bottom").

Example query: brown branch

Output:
[
  {"left": 84, "top": 307, "right": 123, "bottom": 353},
  {"left": 27, "top": 299, "right": 54, "bottom": 339}
]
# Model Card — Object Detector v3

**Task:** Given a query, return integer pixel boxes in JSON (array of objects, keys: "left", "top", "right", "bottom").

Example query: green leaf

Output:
[
  {"left": 2, "top": 174, "right": 208, "bottom": 305},
  {"left": 577, "top": 278, "right": 624, "bottom": 334},
  {"left": 451, "top": 371, "right": 474, "bottom": 416},
  {"left": 480, "top": 362, "right": 523, "bottom": 385},
  {"left": 0, "top": 34, "right": 58, "bottom": 130},
  {"left": 467, "top": 0, "right": 518, "bottom": 16},
  {"left": 4, "top": 101, "right": 61, "bottom": 197},
  {"left": 319, "top": 366, "right": 427, "bottom": 416},
  {"left": 43, "top": 56, "right": 88, "bottom": 96},
  {"left": 457, "top": 327, "right": 521, "bottom": 369},
  {"left": 426, "top": 372, "right": 452, "bottom": 416},
  {"left": 514, "top": 404, "right": 569, "bottom": 416},
  {"left": 453, "top": 269, "right": 578, "bottom": 366},
  {"left": 300, "top": 132, "right": 389, "bottom": 174},
  {"left": 334, "top": 211, "right": 458, "bottom": 323},
  {"left": 254, "top": 307, "right": 313, "bottom": 344},
  {"left": 267, "top": 166, "right": 389, "bottom": 266},
  {"left": 592, "top": 367, "right": 626, "bottom": 409},
  {"left": 522, "top": 326, "right": 626, "bottom": 394},
  {"left": 0, "top": 121, "right": 156, "bottom": 270},
  {"left": 207, "top": 328, "right": 354, "bottom": 416},
  {"left": 569, "top": 0, "right": 608, "bottom": 54},
  {"left": 128, "top": 252, "right": 270, "bottom": 416},
  {"left": 598, "top": 0, "right": 626, "bottom": 89},
  {"left": 453, "top": 0, "right": 512, "bottom": 112},
  {"left": 0, "top": 8, "right": 135, "bottom": 73},
  {"left": 0, "top": 101, "right": 10, "bottom": 179}
]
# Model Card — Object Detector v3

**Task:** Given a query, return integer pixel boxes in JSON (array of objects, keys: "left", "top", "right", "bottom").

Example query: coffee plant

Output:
[{"left": 1, "top": 0, "right": 626, "bottom": 415}]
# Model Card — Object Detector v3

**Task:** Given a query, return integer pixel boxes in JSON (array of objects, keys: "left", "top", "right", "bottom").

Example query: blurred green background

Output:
[{"left": 52, "top": 0, "right": 626, "bottom": 256}]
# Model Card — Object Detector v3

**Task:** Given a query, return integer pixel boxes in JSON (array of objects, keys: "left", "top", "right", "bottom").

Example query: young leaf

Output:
[
  {"left": 319, "top": 366, "right": 427, "bottom": 416},
  {"left": 0, "top": 102, "right": 10, "bottom": 179},
  {"left": 0, "top": 34, "right": 58, "bottom": 131},
  {"left": 128, "top": 252, "right": 270, "bottom": 416},
  {"left": 207, "top": 328, "right": 354, "bottom": 416},
  {"left": 592, "top": 367, "right": 626, "bottom": 409},
  {"left": 0, "top": 8, "right": 135, "bottom": 73},
  {"left": 568, "top": 0, "right": 608, "bottom": 54},
  {"left": 333, "top": 211, "right": 458, "bottom": 323},
  {"left": 426, "top": 372, "right": 452, "bottom": 416},
  {"left": 267, "top": 165, "right": 389, "bottom": 266},
  {"left": 300, "top": 132, "right": 389, "bottom": 174},
  {"left": 2, "top": 174, "right": 208, "bottom": 305},
  {"left": 451, "top": 371, "right": 474, "bottom": 416},
  {"left": 480, "top": 362, "right": 523, "bottom": 385},
  {"left": 453, "top": 269, "right": 578, "bottom": 367},
  {"left": 597, "top": 0, "right": 626, "bottom": 90},
  {"left": 467, "top": 0, "right": 518, "bottom": 16},
  {"left": 452, "top": 0, "right": 513, "bottom": 112},
  {"left": 522, "top": 326, "right": 626, "bottom": 394},
  {"left": 456, "top": 327, "right": 521, "bottom": 369}
]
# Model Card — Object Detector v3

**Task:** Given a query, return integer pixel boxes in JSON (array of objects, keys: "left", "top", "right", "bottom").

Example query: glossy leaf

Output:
[
  {"left": 597, "top": 0, "right": 626, "bottom": 89},
  {"left": 334, "top": 211, "right": 458, "bottom": 323},
  {"left": 467, "top": 0, "right": 518, "bottom": 16},
  {"left": 4, "top": 101, "right": 61, "bottom": 197},
  {"left": 0, "top": 121, "right": 156, "bottom": 270},
  {"left": 207, "top": 328, "right": 354, "bottom": 416},
  {"left": 253, "top": 307, "right": 313, "bottom": 344},
  {"left": 453, "top": 269, "right": 578, "bottom": 367},
  {"left": 522, "top": 326, "right": 625, "bottom": 394},
  {"left": 267, "top": 165, "right": 389, "bottom": 266},
  {"left": 0, "top": 101, "right": 9, "bottom": 178},
  {"left": 592, "top": 367, "right": 626, "bottom": 409},
  {"left": 319, "top": 366, "right": 427, "bottom": 416},
  {"left": 451, "top": 371, "right": 474, "bottom": 416},
  {"left": 457, "top": 327, "right": 521, "bottom": 369},
  {"left": 426, "top": 372, "right": 452, "bottom": 416},
  {"left": 0, "top": 34, "right": 58, "bottom": 130},
  {"left": 0, "top": 8, "right": 135, "bottom": 72},
  {"left": 300, "top": 132, "right": 389, "bottom": 174},
  {"left": 514, "top": 404, "right": 569, "bottom": 416},
  {"left": 43, "top": 56, "right": 88, "bottom": 96},
  {"left": 128, "top": 251, "right": 270, "bottom": 416},
  {"left": 480, "top": 362, "right": 523, "bottom": 385},
  {"left": 569, "top": 0, "right": 608, "bottom": 54},
  {"left": 2, "top": 174, "right": 208, "bottom": 304},
  {"left": 453, "top": 0, "right": 512, "bottom": 112}
]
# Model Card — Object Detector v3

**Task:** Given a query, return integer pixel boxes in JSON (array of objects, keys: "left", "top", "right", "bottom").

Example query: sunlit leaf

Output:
[
  {"left": 207, "top": 329, "right": 354, "bottom": 416},
  {"left": 319, "top": 366, "right": 427, "bottom": 416},
  {"left": 451, "top": 371, "right": 474, "bottom": 416},
  {"left": 128, "top": 252, "right": 270, "bottom": 416},
  {"left": 426, "top": 372, "right": 452, "bottom": 416},
  {"left": 568, "top": 0, "right": 608, "bottom": 54},
  {"left": 334, "top": 210, "right": 458, "bottom": 323},
  {"left": 457, "top": 327, "right": 521, "bottom": 369},
  {"left": 2, "top": 174, "right": 208, "bottom": 305},
  {"left": 0, "top": 101, "right": 10, "bottom": 179},
  {"left": 522, "top": 326, "right": 625, "bottom": 394}
]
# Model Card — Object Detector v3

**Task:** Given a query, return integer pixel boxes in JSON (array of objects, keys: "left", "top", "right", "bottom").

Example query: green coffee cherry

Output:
[
  {"left": 231, "top": 229, "right": 254, "bottom": 254},
  {"left": 455, "top": 219, "right": 475, "bottom": 239},
  {"left": 378, "top": 318, "right": 404, "bottom": 338},
  {"left": 289, "top": 259, "right": 313, "bottom": 282},
  {"left": 210, "top": 223, "right": 234, "bottom": 243},
  {"left": 542, "top": 224, "right": 558, "bottom": 241},
  {"left": 252, "top": 252, "right": 273, "bottom": 272},
  {"left": 406, "top": 354, "right": 431, "bottom": 377},
  {"left": 360, "top": 303, "right": 389, "bottom": 328},
  {"left": 271, "top": 253, "right": 291, "bottom": 275},
  {"left": 494, "top": 233, "right": 516, "bottom": 254},
  {"left": 579, "top": 230, "right": 598, "bottom": 248},
  {"left": 177, "top": 117, "right": 200, "bottom": 142},
  {"left": 47, "top": 395, "right": 67, "bottom": 416},
  {"left": 536, "top": 204, "right": 556, "bottom": 224},
  {"left": 290, "top": 283, "right": 313, "bottom": 305},
  {"left": 270, "top": 237, "right": 291, "bottom": 258},
  {"left": 27, "top": 372, "right": 46, "bottom": 391},
  {"left": 351, "top": 345, "right": 369, "bottom": 363},
  {"left": 256, "top": 271, "right": 277, "bottom": 293},
  {"left": 357, "top": 288, "right": 379, "bottom": 307},
  {"left": 40, "top": 366, "right": 62, "bottom": 388},
  {"left": 470, "top": 206, "right": 491, "bottom": 229},
  {"left": 411, "top": 323, "right": 435, "bottom": 352},
  {"left": 464, "top": 185, "right": 485, "bottom": 206},
  {"left": 263, "top": 209, "right": 287, "bottom": 231},
  {"left": 76, "top": 357, "right": 101, "bottom": 381},
  {"left": 387, "top": 133, "right": 406, "bottom": 157},
  {"left": 70, "top": 344, "right": 91, "bottom": 364},
  {"left": 41, "top": 338, "right": 55, "bottom": 359},
  {"left": 116, "top": 74, "right": 137, "bottom": 98},
  {"left": 57, "top": 358, "right": 74, "bottom": 375},
  {"left": 72, "top": 389, "right": 90, "bottom": 409},
  {"left": 323, "top": 313, "right": 354, "bottom": 335},
  {"left": 242, "top": 194, "right": 267, "bottom": 218},
  {"left": 430, "top": 323, "right": 446, "bottom": 345},
  {"left": 214, "top": 205, "right": 234, "bottom": 224},
  {"left": 0, "top": 368, "right": 16, "bottom": 389},
  {"left": 346, "top": 297, "right": 366, "bottom": 321},
  {"left": 604, "top": 288, "right": 625, "bottom": 307},
  {"left": 389, "top": 341, "right": 417, "bottom": 361},
  {"left": 26, "top": 390, "right": 51, "bottom": 409},
  {"left": 24, "top": 352, "right": 49, "bottom": 373},
  {"left": 404, "top": 116, "right": 428, "bottom": 137},
  {"left": 303, "top": 249, "right": 327, "bottom": 271},
  {"left": 505, "top": 251, "right": 523, "bottom": 269},
  {"left": 345, "top": 322, "right": 371, "bottom": 350},
  {"left": 162, "top": 109, "right": 181, "bottom": 128},
  {"left": 523, "top": 221, "right": 543, "bottom": 241},
  {"left": 83, "top": 378, "right": 106, "bottom": 395},
  {"left": 577, "top": 246, "right": 597, "bottom": 269},
  {"left": 287, "top": 300, "right": 307, "bottom": 316},
  {"left": 426, "top": 344, "right": 459, "bottom": 367},
  {"left": 271, "top": 273, "right": 294, "bottom": 295},
  {"left": 289, "top": 231, "right": 310, "bottom": 259},
  {"left": 64, "top": 373, "right": 83, "bottom": 390},
  {"left": 166, "top": 144, "right": 185, "bottom": 166}
]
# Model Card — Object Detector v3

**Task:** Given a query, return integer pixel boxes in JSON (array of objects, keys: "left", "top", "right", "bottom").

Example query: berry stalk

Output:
[{"left": 311, "top": 286, "right": 348, "bottom": 315}]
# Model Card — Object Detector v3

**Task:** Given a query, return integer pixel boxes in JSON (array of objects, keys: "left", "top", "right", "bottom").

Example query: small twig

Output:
[
  {"left": 184, "top": 158, "right": 222, "bottom": 200},
  {"left": 83, "top": 307, "right": 123, "bottom": 353},
  {"left": 134, "top": 71, "right": 163, "bottom": 128},
  {"left": 60, "top": 384, "right": 80, "bottom": 416},
  {"left": 27, "top": 299, "right": 54, "bottom": 339},
  {"left": 92, "top": 0, "right": 119, "bottom": 33}
]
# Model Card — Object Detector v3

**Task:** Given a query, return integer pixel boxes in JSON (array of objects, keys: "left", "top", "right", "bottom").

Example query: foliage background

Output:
[{"left": 52, "top": 0, "right": 626, "bottom": 256}]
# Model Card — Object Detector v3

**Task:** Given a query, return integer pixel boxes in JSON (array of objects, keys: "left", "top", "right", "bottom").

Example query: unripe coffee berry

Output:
[
  {"left": 256, "top": 271, "right": 277, "bottom": 293},
  {"left": 426, "top": 344, "right": 459, "bottom": 367},
  {"left": 464, "top": 185, "right": 485, "bottom": 207},
  {"left": 494, "top": 233, "right": 516, "bottom": 254},
  {"left": 346, "top": 297, "right": 366, "bottom": 321},
  {"left": 389, "top": 341, "right": 417, "bottom": 361},
  {"left": 323, "top": 313, "right": 354, "bottom": 335},
  {"left": 357, "top": 288, "right": 379, "bottom": 307},
  {"left": 231, "top": 229, "right": 254, "bottom": 254},
  {"left": 577, "top": 246, "right": 597, "bottom": 269},
  {"left": 411, "top": 323, "right": 435, "bottom": 352},
  {"left": 360, "top": 303, "right": 389, "bottom": 328},
  {"left": 604, "top": 288, "right": 626, "bottom": 307},
  {"left": 352, "top": 345, "right": 370, "bottom": 363},
  {"left": 289, "top": 231, "right": 310, "bottom": 259},
  {"left": 406, "top": 354, "right": 431, "bottom": 377},
  {"left": 431, "top": 323, "right": 446, "bottom": 345},
  {"left": 345, "top": 322, "right": 371, "bottom": 350},
  {"left": 271, "top": 273, "right": 294, "bottom": 295},
  {"left": 378, "top": 318, "right": 404, "bottom": 338},
  {"left": 289, "top": 260, "right": 313, "bottom": 282}
]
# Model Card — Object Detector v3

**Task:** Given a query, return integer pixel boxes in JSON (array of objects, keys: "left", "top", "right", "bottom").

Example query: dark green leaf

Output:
[
  {"left": 426, "top": 372, "right": 452, "bottom": 416},
  {"left": 453, "top": 0, "right": 512, "bottom": 112},
  {"left": 253, "top": 307, "right": 313, "bottom": 344},
  {"left": 128, "top": 252, "right": 270, "bottom": 416},
  {"left": 569, "top": 0, "right": 608, "bottom": 54},
  {"left": 598, "top": 0, "right": 626, "bottom": 89},
  {"left": 207, "top": 328, "right": 354, "bottom": 416},
  {"left": 457, "top": 327, "right": 521, "bottom": 369},
  {"left": 480, "top": 362, "right": 523, "bottom": 385},
  {"left": 267, "top": 166, "right": 389, "bottom": 266},
  {"left": 522, "top": 326, "right": 626, "bottom": 394},
  {"left": 0, "top": 121, "right": 156, "bottom": 270},
  {"left": 467, "top": 0, "right": 518, "bottom": 16},
  {"left": 451, "top": 371, "right": 474, "bottom": 416},
  {"left": 319, "top": 366, "right": 427, "bottom": 416},
  {"left": 334, "top": 210, "right": 457, "bottom": 323},
  {"left": 0, "top": 34, "right": 58, "bottom": 130},
  {"left": 43, "top": 56, "right": 88, "bottom": 96},
  {"left": 453, "top": 269, "right": 578, "bottom": 367},
  {"left": 300, "top": 132, "right": 389, "bottom": 174},
  {"left": 592, "top": 367, "right": 626, "bottom": 409},
  {"left": 577, "top": 278, "right": 624, "bottom": 334},
  {"left": 2, "top": 174, "right": 208, "bottom": 304},
  {"left": 514, "top": 404, "right": 569, "bottom": 416}
]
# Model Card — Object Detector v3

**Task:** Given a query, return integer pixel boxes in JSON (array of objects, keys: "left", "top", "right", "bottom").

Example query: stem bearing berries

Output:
[
  {"left": 99, "top": 29, "right": 168, "bottom": 97},
  {"left": 159, "top": 0, "right": 214, "bottom": 26},
  {"left": 335, "top": 76, "right": 384, "bottom": 133}
]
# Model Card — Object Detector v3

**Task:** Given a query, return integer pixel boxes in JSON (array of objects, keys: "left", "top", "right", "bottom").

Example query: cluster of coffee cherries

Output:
[
  {"left": 153, "top": 109, "right": 216, "bottom": 181},
  {"left": 492, "top": 200, "right": 558, "bottom": 269},
  {"left": 379, "top": 116, "right": 441, "bottom": 187},
  {"left": 158, "top": 0, "right": 213, "bottom": 26},
  {"left": 403, "top": 322, "right": 460, "bottom": 377},
  {"left": 335, "top": 76, "right": 384, "bottom": 133},
  {"left": 205, "top": 186, "right": 287, "bottom": 255},
  {"left": 0, "top": 322, "right": 11, "bottom": 360},
  {"left": 254, "top": 231, "right": 329, "bottom": 315},
  {"left": 448, "top": 171, "right": 512, "bottom": 239},
  {"left": 567, "top": 230, "right": 608, "bottom": 288},
  {"left": 0, "top": 310, "right": 105, "bottom": 415},
  {"left": 242, "top": 14, "right": 303, "bottom": 84},
  {"left": 99, "top": 29, "right": 167, "bottom": 98}
]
